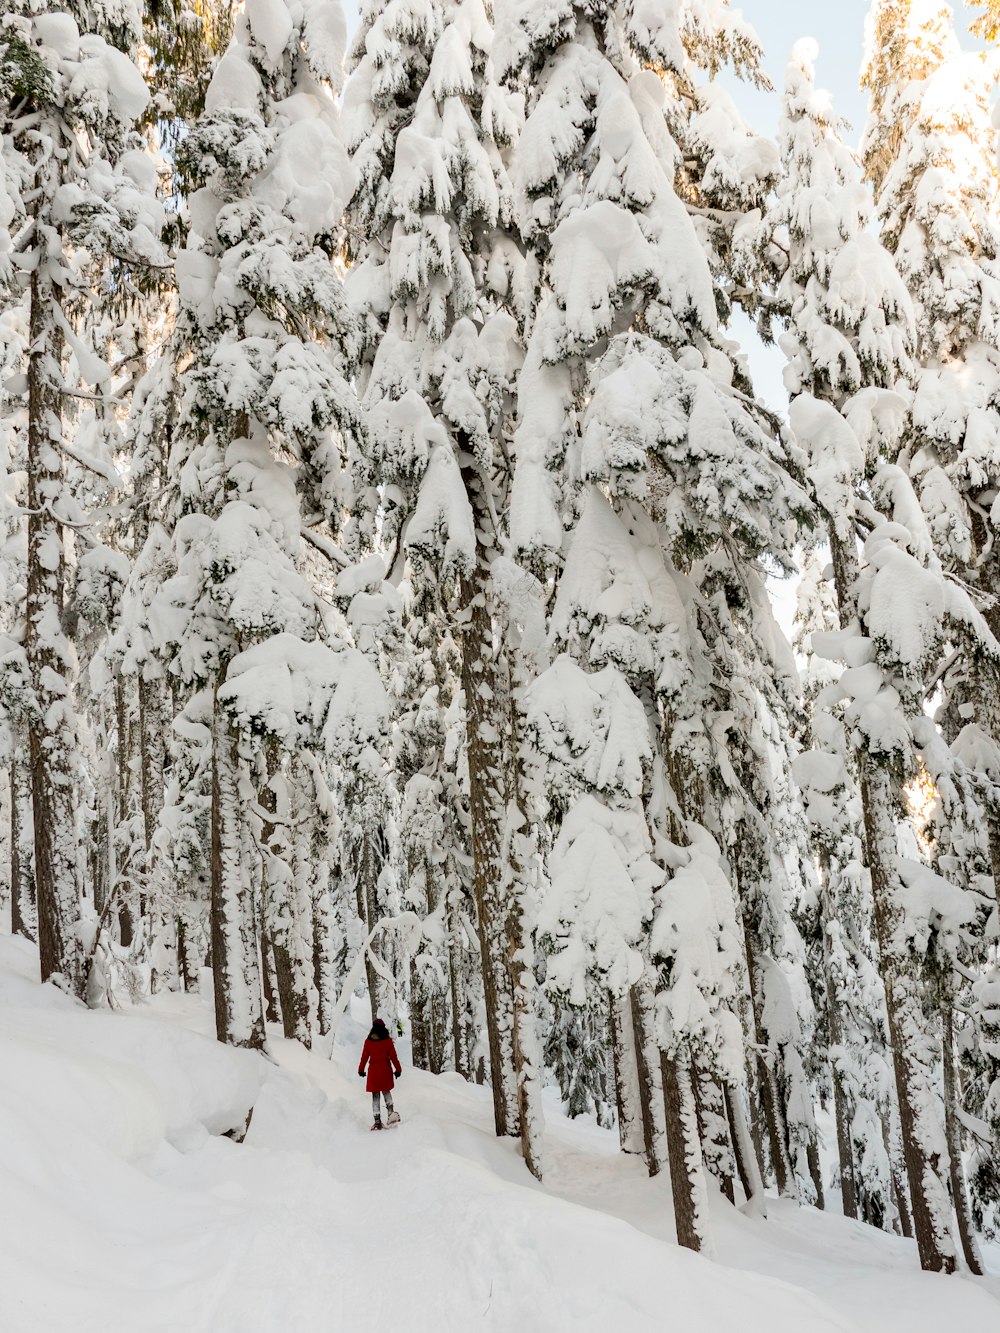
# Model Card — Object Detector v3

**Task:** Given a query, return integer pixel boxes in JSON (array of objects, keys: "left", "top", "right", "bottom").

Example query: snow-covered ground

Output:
[{"left": 1, "top": 934, "right": 996, "bottom": 1333}]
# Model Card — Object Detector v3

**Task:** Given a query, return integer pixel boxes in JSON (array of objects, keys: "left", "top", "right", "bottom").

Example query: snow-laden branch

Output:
[{"left": 326, "top": 912, "right": 423, "bottom": 1047}]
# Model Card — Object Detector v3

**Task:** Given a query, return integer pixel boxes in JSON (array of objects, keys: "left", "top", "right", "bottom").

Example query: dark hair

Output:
[{"left": 369, "top": 1017, "right": 389, "bottom": 1040}]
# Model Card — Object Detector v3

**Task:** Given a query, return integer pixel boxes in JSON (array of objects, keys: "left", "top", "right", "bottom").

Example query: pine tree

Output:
[
  {"left": 861, "top": 0, "right": 1000, "bottom": 1265},
  {"left": 0, "top": 2, "right": 166, "bottom": 995},
  {"left": 344, "top": 0, "right": 546, "bottom": 1174},
  {"left": 496, "top": 0, "right": 813, "bottom": 1248},
  {"left": 140, "top": 0, "right": 359, "bottom": 1049}
]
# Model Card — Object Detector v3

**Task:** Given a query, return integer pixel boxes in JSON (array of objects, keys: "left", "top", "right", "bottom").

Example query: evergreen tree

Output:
[
  {"left": 0, "top": 1, "right": 166, "bottom": 994},
  {"left": 496, "top": 0, "right": 812, "bottom": 1248},
  {"left": 862, "top": 0, "right": 1000, "bottom": 1264},
  {"left": 139, "top": 0, "right": 359, "bottom": 1048},
  {"left": 344, "top": 0, "right": 546, "bottom": 1175}
]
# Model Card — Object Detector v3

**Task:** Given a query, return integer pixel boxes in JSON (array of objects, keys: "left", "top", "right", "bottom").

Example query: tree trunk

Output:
[
  {"left": 138, "top": 675, "right": 166, "bottom": 979},
  {"left": 26, "top": 162, "right": 82, "bottom": 996},
  {"left": 354, "top": 827, "right": 383, "bottom": 1022},
  {"left": 726, "top": 1083, "right": 767, "bottom": 1216},
  {"left": 177, "top": 917, "right": 198, "bottom": 992},
  {"left": 820, "top": 857, "right": 858, "bottom": 1220},
  {"left": 459, "top": 554, "right": 518, "bottom": 1136},
  {"left": 858, "top": 763, "right": 956, "bottom": 1271},
  {"left": 662, "top": 1050, "right": 712, "bottom": 1253},
  {"left": 806, "top": 1139, "right": 825, "bottom": 1212},
  {"left": 10, "top": 753, "right": 36, "bottom": 941},
  {"left": 610, "top": 991, "right": 645, "bottom": 1155},
  {"left": 942, "top": 999, "right": 983, "bottom": 1274},
  {"left": 695, "top": 1065, "right": 735, "bottom": 1204},
  {"left": 272, "top": 935, "right": 311, "bottom": 1047},
  {"left": 261, "top": 933, "right": 281, "bottom": 1025},
  {"left": 630, "top": 970, "right": 668, "bottom": 1176},
  {"left": 742, "top": 922, "right": 795, "bottom": 1196},
  {"left": 410, "top": 955, "right": 429, "bottom": 1069},
  {"left": 114, "top": 676, "right": 136, "bottom": 948},
  {"left": 210, "top": 697, "right": 265, "bottom": 1049},
  {"left": 447, "top": 897, "right": 468, "bottom": 1079},
  {"left": 312, "top": 870, "right": 335, "bottom": 1038}
]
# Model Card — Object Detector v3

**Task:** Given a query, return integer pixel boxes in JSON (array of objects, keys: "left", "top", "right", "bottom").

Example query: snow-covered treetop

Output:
[
  {"left": 862, "top": 0, "right": 1000, "bottom": 362},
  {"left": 173, "top": 0, "right": 358, "bottom": 524},
  {"left": 345, "top": 0, "right": 524, "bottom": 578},
  {"left": 771, "top": 40, "right": 915, "bottom": 411}
]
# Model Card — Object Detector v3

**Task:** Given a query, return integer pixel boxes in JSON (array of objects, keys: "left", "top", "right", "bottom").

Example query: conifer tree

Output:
[
  {"left": 344, "top": 0, "right": 546, "bottom": 1174},
  {"left": 139, "top": 0, "right": 359, "bottom": 1048},
  {"left": 496, "top": 0, "right": 812, "bottom": 1247},
  {"left": 0, "top": 1, "right": 166, "bottom": 994},
  {"left": 861, "top": 0, "right": 1000, "bottom": 1264}
]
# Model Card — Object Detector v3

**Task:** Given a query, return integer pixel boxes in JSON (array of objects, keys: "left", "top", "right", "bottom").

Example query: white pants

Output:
[{"left": 372, "top": 1091, "right": 394, "bottom": 1118}]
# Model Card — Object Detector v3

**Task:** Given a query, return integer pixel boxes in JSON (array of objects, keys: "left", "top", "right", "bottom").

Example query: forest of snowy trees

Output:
[{"left": 2, "top": 0, "right": 1000, "bottom": 1279}]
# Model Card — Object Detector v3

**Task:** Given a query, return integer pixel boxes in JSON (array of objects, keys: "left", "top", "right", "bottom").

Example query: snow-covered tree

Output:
[
  {"left": 861, "top": 0, "right": 1000, "bottom": 1265},
  {"left": 344, "top": 0, "right": 546, "bottom": 1176},
  {"left": 0, "top": 1, "right": 166, "bottom": 994},
  {"left": 140, "top": 0, "right": 359, "bottom": 1049},
  {"left": 495, "top": 0, "right": 813, "bottom": 1248}
]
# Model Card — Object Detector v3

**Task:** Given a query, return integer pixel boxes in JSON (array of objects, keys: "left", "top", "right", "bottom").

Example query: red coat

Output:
[{"left": 359, "top": 1035, "right": 401, "bottom": 1093}]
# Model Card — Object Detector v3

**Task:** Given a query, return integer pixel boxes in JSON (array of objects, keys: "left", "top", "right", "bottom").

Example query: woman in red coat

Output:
[{"left": 359, "top": 1017, "right": 402, "bottom": 1129}]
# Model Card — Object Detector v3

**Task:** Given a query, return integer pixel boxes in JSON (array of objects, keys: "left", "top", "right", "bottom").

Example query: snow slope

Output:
[{"left": 0, "top": 934, "right": 996, "bottom": 1333}]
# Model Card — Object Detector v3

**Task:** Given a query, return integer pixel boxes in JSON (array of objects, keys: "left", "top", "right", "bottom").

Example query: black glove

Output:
[
  {"left": 358, "top": 1070, "right": 365, "bottom": 1078},
  {"left": 394, "top": 1069, "right": 402, "bottom": 1078}
]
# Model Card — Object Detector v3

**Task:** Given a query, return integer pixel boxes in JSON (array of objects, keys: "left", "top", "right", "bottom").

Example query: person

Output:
[{"left": 358, "top": 1016, "right": 402, "bottom": 1130}]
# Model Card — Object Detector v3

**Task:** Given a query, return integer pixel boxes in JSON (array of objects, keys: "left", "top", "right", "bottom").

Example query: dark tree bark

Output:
[
  {"left": 10, "top": 754, "right": 36, "bottom": 941},
  {"left": 210, "top": 697, "right": 265, "bottom": 1050},
  {"left": 459, "top": 553, "right": 518, "bottom": 1137},
  {"left": 942, "top": 999, "right": 983, "bottom": 1274},
  {"left": 629, "top": 973, "right": 668, "bottom": 1176},
  {"left": 662, "top": 1051, "right": 710, "bottom": 1251}
]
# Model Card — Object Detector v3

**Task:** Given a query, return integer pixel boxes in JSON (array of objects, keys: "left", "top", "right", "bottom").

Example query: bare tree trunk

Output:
[
  {"left": 260, "top": 753, "right": 311, "bottom": 1047},
  {"left": 261, "top": 933, "right": 281, "bottom": 1025},
  {"left": 630, "top": 970, "right": 668, "bottom": 1176},
  {"left": 138, "top": 676, "right": 165, "bottom": 978},
  {"left": 177, "top": 918, "right": 198, "bottom": 992},
  {"left": 410, "top": 955, "right": 429, "bottom": 1069},
  {"left": 662, "top": 1051, "right": 712, "bottom": 1252},
  {"left": 312, "top": 871, "right": 335, "bottom": 1038},
  {"left": 742, "top": 922, "right": 795, "bottom": 1196},
  {"left": 26, "top": 169, "right": 82, "bottom": 996},
  {"left": 10, "top": 753, "right": 36, "bottom": 941},
  {"left": 695, "top": 1065, "right": 735, "bottom": 1204},
  {"left": 726, "top": 1083, "right": 767, "bottom": 1217},
  {"left": 610, "top": 991, "right": 645, "bottom": 1154},
  {"left": 272, "top": 935, "right": 311, "bottom": 1046},
  {"left": 858, "top": 761, "right": 956, "bottom": 1270},
  {"left": 942, "top": 999, "right": 983, "bottom": 1274},
  {"left": 447, "top": 897, "right": 468, "bottom": 1078},
  {"left": 459, "top": 555, "right": 517, "bottom": 1136},
  {"left": 114, "top": 676, "right": 136, "bottom": 948},
  {"left": 820, "top": 856, "right": 858, "bottom": 1220},
  {"left": 210, "top": 696, "right": 265, "bottom": 1050},
  {"left": 893, "top": 1167, "right": 914, "bottom": 1239},
  {"left": 806, "top": 1139, "right": 825, "bottom": 1212},
  {"left": 354, "top": 827, "right": 383, "bottom": 1022}
]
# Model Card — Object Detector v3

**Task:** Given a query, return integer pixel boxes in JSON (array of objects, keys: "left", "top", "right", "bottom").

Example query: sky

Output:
[{"left": 724, "top": 0, "right": 872, "bottom": 142}]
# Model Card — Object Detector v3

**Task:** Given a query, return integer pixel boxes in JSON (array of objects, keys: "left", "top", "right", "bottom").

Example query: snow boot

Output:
[
  {"left": 371, "top": 1116, "right": 383, "bottom": 1131},
  {"left": 386, "top": 1110, "right": 401, "bottom": 1127}
]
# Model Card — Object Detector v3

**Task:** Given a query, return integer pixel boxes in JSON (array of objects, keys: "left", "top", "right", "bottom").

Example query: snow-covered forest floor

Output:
[{"left": 2, "top": 934, "right": 996, "bottom": 1333}]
